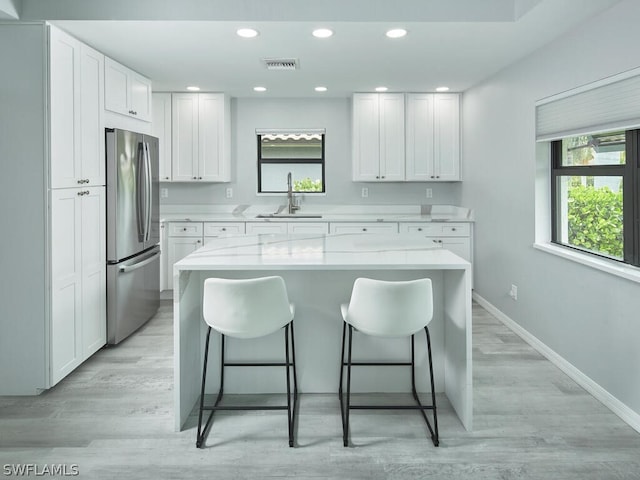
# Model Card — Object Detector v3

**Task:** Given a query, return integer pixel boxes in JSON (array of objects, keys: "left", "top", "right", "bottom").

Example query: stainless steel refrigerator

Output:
[{"left": 106, "top": 128, "right": 160, "bottom": 344}]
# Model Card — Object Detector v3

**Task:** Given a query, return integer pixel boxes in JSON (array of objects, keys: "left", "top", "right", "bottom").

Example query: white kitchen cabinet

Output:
[
  {"left": 287, "top": 222, "right": 329, "bottom": 234},
  {"left": 152, "top": 93, "right": 172, "bottom": 181},
  {"left": 329, "top": 222, "right": 399, "bottom": 234},
  {"left": 104, "top": 56, "right": 152, "bottom": 122},
  {"left": 51, "top": 187, "right": 106, "bottom": 385},
  {"left": 406, "top": 93, "right": 460, "bottom": 181},
  {"left": 172, "top": 93, "right": 231, "bottom": 182},
  {"left": 166, "top": 222, "right": 203, "bottom": 290},
  {"left": 49, "top": 26, "right": 105, "bottom": 188},
  {"left": 399, "top": 222, "right": 471, "bottom": 262},
  {"left": 245, "top": 222, "right": 288, "bottom": 234},
  {"left": 352, "top": 93, "right": 405, "bottom": 182}
]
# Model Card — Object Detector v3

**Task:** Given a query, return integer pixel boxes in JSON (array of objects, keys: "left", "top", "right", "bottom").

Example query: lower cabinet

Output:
[
  {"left": 50, "top": 186, "right": 106, "bottom": 386},
  {"left": 399, "top": 222, "right": 472, "bottom": 262},
  {"left": 166, "top": 233, "right": 203, "bottom": 290}
]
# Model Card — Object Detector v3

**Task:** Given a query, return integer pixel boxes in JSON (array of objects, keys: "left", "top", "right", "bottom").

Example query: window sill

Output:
[{"left": 533, "top": 242, "right": 640, "bottom": 284}]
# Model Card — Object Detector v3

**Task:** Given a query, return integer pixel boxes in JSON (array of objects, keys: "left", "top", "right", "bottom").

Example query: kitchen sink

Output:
[{"left": 255, "top": 214, "right": 323, "bottom": 219}]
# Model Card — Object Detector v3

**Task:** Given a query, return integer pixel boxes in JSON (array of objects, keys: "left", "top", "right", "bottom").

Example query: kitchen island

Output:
[{"left": 173, "top": 233, "right": 472, "bottom": 432}]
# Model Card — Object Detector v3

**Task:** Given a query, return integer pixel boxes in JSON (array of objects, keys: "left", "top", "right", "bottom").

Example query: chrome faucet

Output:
[{"left": 287, "top": 172, "right": 300, "bottom": 214}]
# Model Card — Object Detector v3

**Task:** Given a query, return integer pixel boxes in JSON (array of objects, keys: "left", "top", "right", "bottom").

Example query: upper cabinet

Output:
[
  {"left": 352, "top": 92, "right": 461, "bottom": 183},
  {"left": 406, "top": 93, "right": 460, "bottom": 181},
  {"left": 152, "top": 93, "right": 172, "bottom": 181},
  {"left": 104, "top": 57, "right": 152, "bottom": 122},
  {"left": 171, "top": 93, "right": 231, "bottom": 182},
  {"left": 352, "top": 93, "right": 405, "bottom": 182},
  {"left": 49, "top": 26, "right": 105, "bottom": 188}
]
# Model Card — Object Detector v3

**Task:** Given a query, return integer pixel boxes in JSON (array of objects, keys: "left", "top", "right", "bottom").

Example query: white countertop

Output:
[
  {"left": 160, "top": 204, "right": 474, "bottom": 223},
  {"left": 174, "top": 233, "right": 471, "bottom": 271}
]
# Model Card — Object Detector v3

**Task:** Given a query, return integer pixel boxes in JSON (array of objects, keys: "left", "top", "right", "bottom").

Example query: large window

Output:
[
  {"left": 257, "top": 130, "right": 325, "bottom": 193},
  {"left": 551, "top": 130, "right": 639, "bottom": 264}
]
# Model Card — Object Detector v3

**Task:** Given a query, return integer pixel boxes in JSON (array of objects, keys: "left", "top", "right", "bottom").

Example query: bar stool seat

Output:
[
  {"left": 338, "top": 277, "right": 439, "bottom": 447},
  {"left": 197, "top": 276, "right": 298, "bottom": 448}
]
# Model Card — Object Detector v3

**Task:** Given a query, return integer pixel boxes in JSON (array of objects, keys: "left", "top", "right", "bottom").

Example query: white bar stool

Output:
[
  {"left": 338, "top": 277, "right": 439, "bottom": 447},
  {"left": 197, "top": 276, "right": 298, "bottom": 448}
]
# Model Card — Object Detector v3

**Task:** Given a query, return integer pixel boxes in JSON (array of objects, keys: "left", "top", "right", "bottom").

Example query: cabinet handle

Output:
[
  {"left": 375, "top": 176, "right": 379, "bottom": 179},
  {"left": 430, "top": 175, "right": 435, "bottom": 179},
  {"left": 196, "top": 240, "right": 201, "bottom": 244},
  {"left": 436, "top": 176, "right": 440, "bottom": 179},
  {"left": 221, "top": 228, "right": 226, "bottom": 231},
  {"left": 165, "top": 176, "right": 170, "bottom": 180},
  {"left": 183, "top": 227, "right": 187, "bottom": 231},
  {"left": 193, "top": 176, "right": 197, "bottom": 180},
  {"left": 362, "top": 228, "right": 367, "bottom": 232},
  {"left": 452, "top": 228, "right": 456, "bottom": 231},
  {"left": 77, "top": 190, "right": 90, "bottom": 196},
  {"left": 417, "top": 227, "right": 423, "bottom": 231},
  {"left": 199, "top": 177, "right": 202, "bottom": 180},
  {"left": 381, "top": 176, "right": 385, "bottom": 179}
]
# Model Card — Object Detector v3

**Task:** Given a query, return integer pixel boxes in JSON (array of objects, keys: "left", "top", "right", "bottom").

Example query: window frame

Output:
[
  {"left": 550, "top": 130, "right": 638, "bottom": 265},
  {"left": 256, "top": 131, "right": 326, "bottom": 194}
]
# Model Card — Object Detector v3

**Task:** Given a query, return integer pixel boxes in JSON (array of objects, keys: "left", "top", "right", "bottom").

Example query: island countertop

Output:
[
  {"left": 174, "top": 233, "right": 471, "bottom": 271},
  {"left": 173, "top": 233, "right": 473, "bottom": 433}
]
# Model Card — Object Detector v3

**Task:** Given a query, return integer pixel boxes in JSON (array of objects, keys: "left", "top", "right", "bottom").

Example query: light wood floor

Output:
[{"left": 1, "top": 301, "right": 639, "bottom": 479}]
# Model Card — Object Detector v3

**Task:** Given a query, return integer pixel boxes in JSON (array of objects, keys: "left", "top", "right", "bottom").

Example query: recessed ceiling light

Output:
[
  {"left": 375, "top": 86, "right": 389, "bottom": 92},
  {"left": 386, "top": 28, "right": 407, "bottom": 39},
  {"left": 312, "top": 28, "right": 334, "bottom": 38},
  {"left": 436, "top": 86, "right": 450, "bottom": 92},
  {"left": 253, "top": 86, "right": 267, "bottom": 92},
  {"left": 315, "top": 86, "right": 328, "bottom": 92},
  {"left": 237, "top": 28, "right": 259, "bottom": 38},
  {"left": 186, "top": 86, "right": 200, "bottom": 91}
]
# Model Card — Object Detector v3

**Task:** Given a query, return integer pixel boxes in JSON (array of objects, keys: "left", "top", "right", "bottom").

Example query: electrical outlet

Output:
[
  {"left": 426, "top": 188, "right": 433, "bottom": 199},
  {"left": 160, "top": 188, "right": 169, "bottom": 199},
  {"left": 509, "top": 284, "right": 518, "bottom": 300},
  {"left": 361, "top": 187, "right": 369, "bottom": 198},
  {"left": 225, "top": 187, "right": 233, "bottom": 199}
]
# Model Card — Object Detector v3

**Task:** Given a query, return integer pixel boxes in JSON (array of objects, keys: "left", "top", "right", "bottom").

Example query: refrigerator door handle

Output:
[
  {"left": 118, "top": 250, "right": 160, "bottom": 273},
  {"left": 144, "top": 141, "right": 152, "bottom": 242},
  {"left": 136, "top": 141, "right": 146, "bottom": 241}
]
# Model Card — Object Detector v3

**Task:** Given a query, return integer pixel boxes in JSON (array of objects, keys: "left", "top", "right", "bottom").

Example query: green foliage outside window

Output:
[
  {"left": 293, "top": 177, "right": 323, "bottom": 192},
  {"left": 567, "top": 183, "right": 623, "bottom": 258}
]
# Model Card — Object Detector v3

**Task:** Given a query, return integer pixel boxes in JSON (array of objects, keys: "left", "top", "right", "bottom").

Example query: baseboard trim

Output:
[{"left": 473, "top": 292, "right": 640, "bottom": 435}]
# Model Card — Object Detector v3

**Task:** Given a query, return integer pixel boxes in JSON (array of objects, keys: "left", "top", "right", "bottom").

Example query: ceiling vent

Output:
[{"left": 263, "top": 58, "right": 299, "bottom": 71}]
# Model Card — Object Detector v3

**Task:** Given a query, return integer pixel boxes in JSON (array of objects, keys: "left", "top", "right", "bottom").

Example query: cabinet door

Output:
[
  {"left": 130, "top": 71, "right": 152, "bottom": 122},
  {"left": 166, "top": 237, "right": 202, "bottom": 289},
  {"left": 245, "top": 223, "right": 288, "bottom": 234},
  {"left": 433, "top": 94, "right": 460, "bottom": 181},
  {"left": 80, "top": 187, "right": 106, "bottom": 357},
  {"left": 427, "top": 237, "right": 470, "bottom": 262},
  {"left": 79, "top": 44, "right": 105, "bottom": 186},
  {"left": 171, "top": 93, "right": 199, "bottom": 181},
  {"left": 379, "top": 93, "right": 405, "bottom": 181},
  {"left": 104, "top": 57, "right": 129, "bottom": 116},
  {"left": 352, "top": 94, "right": 380, "bottom": 181},
  {"left": 50, "top": 189, "right": 83, "bottom": 385},
  {"left": 405, "top": 93, "right": 435, "bottom": 181},
  {"left": 49, "top": 26, "right": 80, "bottom": 189},
  {"left": 199, "top": 94, "right": 230, "bottom": 182},
  {"left": 152, "top": 93, "right": 172, "bottom": 181}
]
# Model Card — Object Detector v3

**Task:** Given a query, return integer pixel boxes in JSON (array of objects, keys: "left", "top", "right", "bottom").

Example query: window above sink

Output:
[{"left": 256, "top": 129, "right": 326, "bottom": 194}]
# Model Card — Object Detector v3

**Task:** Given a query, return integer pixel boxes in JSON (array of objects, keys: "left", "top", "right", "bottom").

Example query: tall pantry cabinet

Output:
[{"left": 0, "top": 23, "right": 106, "bottom": 394}]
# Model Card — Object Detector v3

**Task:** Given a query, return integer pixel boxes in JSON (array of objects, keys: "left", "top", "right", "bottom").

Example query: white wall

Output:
[
  {"left": 461, "top": 0, "right": 640, "bottom": 422},
  {"left": 161, "top": 97, "right": 462, "bottom": 207}
]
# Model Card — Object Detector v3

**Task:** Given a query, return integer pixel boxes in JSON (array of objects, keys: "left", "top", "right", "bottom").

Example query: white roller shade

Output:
[{"left": 536, "top": 67, "right": 640, "bottom": 141}]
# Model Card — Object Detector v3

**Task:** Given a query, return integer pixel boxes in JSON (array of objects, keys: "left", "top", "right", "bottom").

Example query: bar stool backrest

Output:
[
  {"left": 203, "top": 276, "right": 293, "bottom": 339},
  {"left": 345, "top": 278, "right": 433, "bottom": 338}
]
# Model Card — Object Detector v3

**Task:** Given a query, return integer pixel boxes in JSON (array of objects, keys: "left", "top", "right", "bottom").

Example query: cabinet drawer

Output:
[
  {"left": 330, "top": 222, "right": 398, "bottom": 234},
  {"left": 168, "top": 222, "right": 203, "bottom": 237},
  {"left": 203, "top": 222, "right": 245, "bottom": 235},
  {"left": 287, "top": 222, "right": 329, "bottom": 234},
  {"left": 399, "top": 222, "right": 469, "bottom": 236},
  {"left": 245, "top": 222, "right": 288, "bottom": 234}
]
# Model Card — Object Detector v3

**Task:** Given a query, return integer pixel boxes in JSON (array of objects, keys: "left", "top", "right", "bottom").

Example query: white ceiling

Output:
[{"left": 12, "top": 0, "right": 622, "bottom": 97}]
